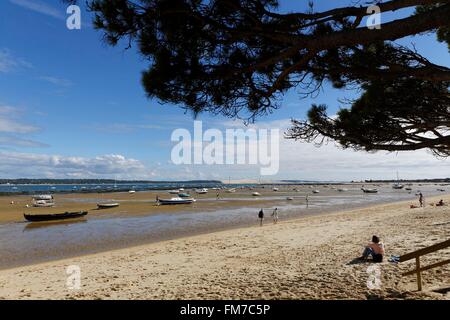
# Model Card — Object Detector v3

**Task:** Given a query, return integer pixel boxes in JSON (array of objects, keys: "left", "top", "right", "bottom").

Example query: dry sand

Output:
[{"left": 0, "top": 195, "right": 449, "bottom": 300}]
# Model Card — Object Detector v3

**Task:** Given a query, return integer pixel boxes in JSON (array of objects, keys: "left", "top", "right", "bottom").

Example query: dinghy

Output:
[
  {"left": 252, "top": 192, "right": 261, "bottom": 196},
  {"left": 178, "top": 193, "right": 192, "bottom": 198},
  {"left": 97, "top": 202, "right": 120, "bottom": 209},
  {"left": 362, "top": 187, "right": 378, "bottom": 193},
  {"left": 24, "top": 211, "right": 88, "bottom": 222},
  {"left": 158, "top": 197, "right": 195, "bottom": 205}
]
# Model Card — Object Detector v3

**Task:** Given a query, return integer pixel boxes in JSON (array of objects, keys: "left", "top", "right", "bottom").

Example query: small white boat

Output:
[
  {"left": 252, "top": 192, "right": 261, "bottom": 196},
  {"left": 392, "top": 184, "right": 404, "bottom": 189},
  {"left": 225, "top": 188, "right": 236, "bottom": 193},
  {"left": 362, "top": 188, "right": 378, "bottom": 193},
  {"left": 312, "top": 190, "right": 320, "bottom": 194},
  {"left": 33, "top": 200, "right": 55, "bottom": 207},
  {"left": 179, "top": 188, "right": 185, "bottom": 191},
  {"left": 158, "top": 197, "right": 195, "bottom": 205},
  {"left": 273, "top": 187, "right": 279, "bottom": 191},
  {"left": 129, "top": 190, "right": 136, "bottom": 194},
  {"left": 168, "top": 190, "right": 180, "bottom": 194},
  {"left": 32, "top": 195, "right": 55, "bottom": 207},
  {"left": 286, "top": 197, "right": 294, "bottom": 200},
  {"left": 337, "top": 188, "right": 348, "bottom": 192},
  {"left": 195, "top": 188, "right": 208, "bottom": 194},
  {"left": 97, "top": 202, "right": 120, "bottom": 209}
]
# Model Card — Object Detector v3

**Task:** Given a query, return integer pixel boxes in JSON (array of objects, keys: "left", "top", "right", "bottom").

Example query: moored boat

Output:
[
  {"left": 362, "top": 187, "right": 378, "bottom": 193},
  {"left": 32, "top": 195, "right": 55, "bottom": 207},
  {"left": 157, "top": 197, "right": 195, "bottom": 205},
  {"left": 24, "top": 211, "right": 88, "bottom": 222},
  {"left": 178, "top": 193, "right": 192, "bottom": 198},
  {"left": 97, "top": 202, "right": 120, "bottom": 209}
]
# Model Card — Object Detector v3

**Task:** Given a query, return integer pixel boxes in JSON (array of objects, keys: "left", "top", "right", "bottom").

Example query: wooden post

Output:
[{"left": 416, "top": 257, "right": 422, "bottom": 291}]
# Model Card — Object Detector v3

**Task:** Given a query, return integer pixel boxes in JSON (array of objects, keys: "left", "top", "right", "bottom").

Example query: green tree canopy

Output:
[{"left": 70, "top": 0, "right": 450, "bottom": 155}]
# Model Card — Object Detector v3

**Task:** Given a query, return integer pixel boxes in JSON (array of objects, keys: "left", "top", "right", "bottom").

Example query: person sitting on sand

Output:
[
  {"left": 360, "top": 235, "right": 385, "bottom": 263},
  {"left": 436, "top": 199, "right": 445, "bottom": 207},
  {"left": 258, "top": 209, "right": 264, "bottom": 226},
  {"left": 271, "top": 208, "right": 279, "bottom": 224}
]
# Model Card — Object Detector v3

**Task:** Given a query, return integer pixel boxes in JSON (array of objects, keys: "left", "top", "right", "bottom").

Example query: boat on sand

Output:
[
  {"left": 97, "top": 202, "right": 120, "bottom": 209},
  {"left": 157, "top": 197, "right": 195, "bottom": 205},
  {"left": 24, "top": 211, "right": 88, "bottom": 222},
  {"left": 362, "top": 187, "right": 378, "bottom": 193}
]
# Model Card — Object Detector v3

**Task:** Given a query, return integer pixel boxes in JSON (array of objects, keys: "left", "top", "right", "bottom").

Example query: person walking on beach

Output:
[
  {"left": 216, "top": 192, "right": 220, "bottom": 200},
  {"left": 306, "top": 195, "right": 309, "bottom": 208},
  {"left": 258, "top": 209, "right": 264, "bottom": 226},
  {"left": 419, "top": 192, "right": 424, "bottom": 207},
  {"left": 271, "top": 207, "right": 279, "bottom": 224}
]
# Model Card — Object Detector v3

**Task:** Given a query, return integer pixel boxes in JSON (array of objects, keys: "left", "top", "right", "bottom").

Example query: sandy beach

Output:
[{"left": 0, "top": 194, "right": 448, "bottom": 300}]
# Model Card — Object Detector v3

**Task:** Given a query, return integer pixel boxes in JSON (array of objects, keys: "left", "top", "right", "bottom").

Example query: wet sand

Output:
[
  {"left": 0, "top": 183, "right": 446, "bottom": 270},
  {"left": 1, "top": 183, "right": 444, "bottom": 223},
  {"left": 0, "top": 194, "right": 448, "bottom": 300}
]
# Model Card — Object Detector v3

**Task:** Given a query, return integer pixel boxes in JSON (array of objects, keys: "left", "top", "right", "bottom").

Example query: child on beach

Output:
[
  {"left": 258, "top": 209, "right": 264, "bottom": 226},
  {"left": 419, "top": 192, "right": 424, "bottom": 207},
  {"left": 360, "top": 235, "right": 385, "bottom": 262},
  {"left": 271, "top": 208, "right": 279, "bottom": 224}
]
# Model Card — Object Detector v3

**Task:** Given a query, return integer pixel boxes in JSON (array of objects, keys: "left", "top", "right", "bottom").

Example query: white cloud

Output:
[
  {"left": 0, "top": 118, "right": 40, "bottom": 134},
  {"left": 0, "top": 105, "right": 40, "bottom": 134},
  {"left": 162, "top": 118, "right": 450, "bottom": 181},
  {"left": 39, "top": 76, "right": 73, "bottom": 87},
  {"left": 0, "top": 152, "right": 156, "bottom": 179},
  {"left": 0, "top": 136, "right": 48, "bottom": 148},
  {"left": 0, "top": 49, "right": 32, "bottom": 73},
  {"left": 9, "top": 0, "right": 64, "bottom": 20},
  {"left": 93, "top": 123, "right": 167, "bottom": 133}
]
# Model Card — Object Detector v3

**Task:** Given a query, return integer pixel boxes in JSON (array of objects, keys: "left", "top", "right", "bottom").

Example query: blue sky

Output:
[{"left": 0, "top": 0, "right": 449, "bottom": 181}]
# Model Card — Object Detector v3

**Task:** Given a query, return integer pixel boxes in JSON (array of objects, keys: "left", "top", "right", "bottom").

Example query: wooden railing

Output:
[{"left": 399, "top": 239, "right": 450, "bottom": 291}]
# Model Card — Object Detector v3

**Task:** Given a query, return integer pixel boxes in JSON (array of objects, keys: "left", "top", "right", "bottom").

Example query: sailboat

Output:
[{"left": 392, "top": 171, "right": 404, "bottom": 189}]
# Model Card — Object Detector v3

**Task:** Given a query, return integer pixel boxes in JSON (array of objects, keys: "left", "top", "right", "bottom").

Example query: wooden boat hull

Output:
[
  {"left": 24, "top": 211, "right": 88, "bottom": 222},
  {"left": 97, "top": 203, "right": 120, "bottom": 209}
]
